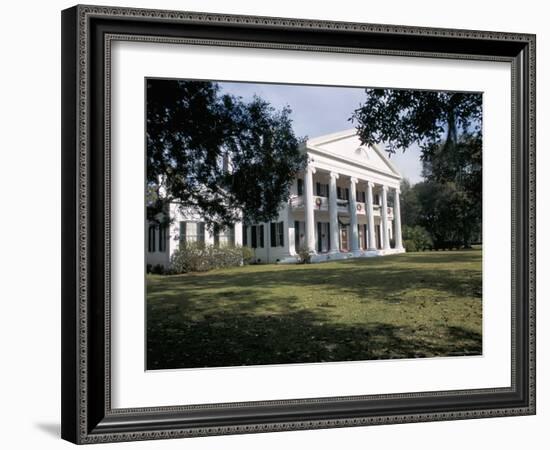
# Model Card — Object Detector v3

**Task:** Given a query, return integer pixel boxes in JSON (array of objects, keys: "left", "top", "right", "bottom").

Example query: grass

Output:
[{"left": 146, "top": 249, "right": 482, "bottom": 370}]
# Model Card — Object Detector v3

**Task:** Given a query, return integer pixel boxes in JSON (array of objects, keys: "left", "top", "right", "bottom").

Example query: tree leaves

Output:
[
  {"left": 147, "top": 80, "right": 306, "bottom": 228},
  {"left": 352, "top": 88, "right": 482, "bottom": 247},
  {"left": 350, "top": 88, "right": 482, "bottom": 155}
]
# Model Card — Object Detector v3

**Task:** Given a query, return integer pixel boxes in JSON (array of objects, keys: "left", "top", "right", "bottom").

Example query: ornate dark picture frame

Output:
[{"left": 61, "top": 4, "right": 536, "bottom": 444}]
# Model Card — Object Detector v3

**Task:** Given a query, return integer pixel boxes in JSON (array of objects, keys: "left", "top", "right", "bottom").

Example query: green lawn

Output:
[{"left": 147, "top": 249, "right": 482, "bottom": 369}]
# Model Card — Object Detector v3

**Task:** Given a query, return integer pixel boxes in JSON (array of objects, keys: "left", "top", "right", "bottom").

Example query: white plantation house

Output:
[{"left": 147, "top": 129, "right": 405, "bottom": 267}]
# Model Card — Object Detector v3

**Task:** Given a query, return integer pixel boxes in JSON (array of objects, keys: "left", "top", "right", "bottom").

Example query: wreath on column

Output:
[
  {"left": 356, "top": 204, "right": 362, "bottom": 211},
  {"left": 315, "top": 197, "right": 322, "bottom": 208}
]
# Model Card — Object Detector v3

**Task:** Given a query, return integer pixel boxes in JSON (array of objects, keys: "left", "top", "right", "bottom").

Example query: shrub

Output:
[
  {"left": 296, "top": 245, "right": 313, "bottom": 264},
  {"left": 403, "top": 239, "right": 417, "bottom": 252},
  {"left": 241, "top": 246, "right": 255, "bottom": 265},
  {"left": 170, "top": 241, "right": 249, "bottom": 274},
  {"left": 150, "top": 264, "right": 166, "bottom": 275},
  {"left": 402, "top": 225, "right": 433, "bottom": 252}
]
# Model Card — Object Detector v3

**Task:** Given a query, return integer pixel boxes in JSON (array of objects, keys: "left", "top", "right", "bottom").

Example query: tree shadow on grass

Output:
[
  {"left": 146, "top": 252, "right": 482, "bottom": 369},
  {"left": 148, "top": 263, "right": 481, "bottom": 316},
  {"left": 147, "top": 308, "right": 482, "bottom": 370}
]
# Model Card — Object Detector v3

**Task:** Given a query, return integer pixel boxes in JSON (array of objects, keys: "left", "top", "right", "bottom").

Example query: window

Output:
[
  {"left": 158, "top": 225, "right": 167, "bottom": 252},
  {"left": 270, "top": 221, "right": 285, "bottom": 247},
  {"left": 180, "top": 221, "right": 205, "bottom": 244},
  {"left": 277, "top": 222, "right": 284, "bottom": 247},
  {"left": 337, "top": 186, "right": 349, "bottom": 200},
  {"left": 197, "top": 222, "right": 206, "bottom": 243},
  {"left": 259, "top": 225, "right": 264, "bottom": 248},
  {"left": 297, "top": 178, "right": 304, "bottom": 195},
  {"left": 179, "top": 221, "right": 186, "bottom": 242},
  {"left": 148, "top": 225, "right": 156, "bottom": 252},
  {"left": 214, "top": 224, "right": 235, "bottom": 247},
  {"left": 316, "top": 182, "right": 329, "bottom": 197},
  {"left": 250, "top": 225, "right": 264, "bottom": 249},
  {"left": 213, "top": 224, "right": 220, "bottom": 247}
]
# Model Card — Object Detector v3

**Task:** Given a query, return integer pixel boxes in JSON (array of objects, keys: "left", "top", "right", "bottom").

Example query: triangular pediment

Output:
[{"left": 306, "top": 129, "right": 402, "bottom": 178}]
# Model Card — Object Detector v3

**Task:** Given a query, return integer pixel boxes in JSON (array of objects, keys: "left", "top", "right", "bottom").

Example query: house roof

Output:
[{"left": 303, "top": 129, "right": 402, "bottom": 179}]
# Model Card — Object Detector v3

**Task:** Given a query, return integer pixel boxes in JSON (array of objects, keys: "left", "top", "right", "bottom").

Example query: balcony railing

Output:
[{"left": 290, "top": 195, "right": 393, "bottom": 217}]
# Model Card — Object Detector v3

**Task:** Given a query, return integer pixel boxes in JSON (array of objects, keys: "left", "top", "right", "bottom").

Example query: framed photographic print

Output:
[{"left": 61, "top": 4, "right": 536, "bottom": 444}]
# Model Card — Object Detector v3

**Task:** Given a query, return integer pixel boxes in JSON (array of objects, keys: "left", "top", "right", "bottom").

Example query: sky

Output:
[{"left": 218, "top": 81, "right": 424, "bottom": 184}]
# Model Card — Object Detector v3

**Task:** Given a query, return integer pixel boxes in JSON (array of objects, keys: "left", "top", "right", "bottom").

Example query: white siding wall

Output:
[{"left": 246, "top": 203, "right": 292, "bottom": 263}]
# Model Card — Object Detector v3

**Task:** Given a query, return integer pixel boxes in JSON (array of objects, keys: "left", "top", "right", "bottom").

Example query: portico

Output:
[
  {"left": 288, "top": 163, "right": 404, "bottom": 262},
  {"left": 214, "top": 128, "right": 406, "bottom": 264}
]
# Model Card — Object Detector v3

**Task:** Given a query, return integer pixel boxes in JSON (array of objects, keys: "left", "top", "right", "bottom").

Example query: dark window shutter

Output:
[
  {"left": 345, "top": 188, "right": 349, "bottom": 200},
  {"left": 327, "top": 222, "right": 331, "bottom": 251},
  {"left": 213, "top": 224, "right": 219, "bottom": 247},
  {"left": 270, "top": 223, "right": 276, "bottom": 247},
  {"left": 229, "top": 225, "right": 235, "bottom": 246},
  {"left": 148, "top": 225, "right": 156, "bottom": 252},
  {"left": 242, "top": 225, "right": 248, "bottom": 246},
  {"left": 198, "top": 222, "right": 205, "bottom": 244},
  {"left": 158, "top": 225, "right": 167, "bottom": 252},
  {"left": 278, "top": 222, "right": 284, "bottom": 247},
  {"left": 316, "top": 182, "right": 321, "bottom": 196},
  {"left": 337, "top": 186, "right": 341, "bottom": 199},
  {"left": 317, "top": 221, "right": 322, "bottom": 252},
  {"left": 251, "top": 225, "right": 257, "bottom": 248},
  {"left": 295, "top": 221, "right": 300, "bottom": 250},
  {"left": 259, "top": 225, "right": 264, "bottom": 248},
  {"left": 297, "top": 179, "right": 304, "bottom": 195}
]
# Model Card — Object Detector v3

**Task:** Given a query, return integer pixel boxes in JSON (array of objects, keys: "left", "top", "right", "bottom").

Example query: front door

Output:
[{"left": 340, "top": 225, "right": 349, "bottom": 252}]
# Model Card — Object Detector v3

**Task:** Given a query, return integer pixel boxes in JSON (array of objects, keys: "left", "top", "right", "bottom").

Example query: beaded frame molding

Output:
[{"left": 61, "top": 4, "right": 536, "bottom": 444}]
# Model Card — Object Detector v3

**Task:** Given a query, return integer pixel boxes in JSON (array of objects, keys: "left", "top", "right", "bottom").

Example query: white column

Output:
[
  {"left": 366, "top": 181, "right": 377, "bottom": 251},
  {"left": 288, "top": 204, "right": 296, "bottom": 255},
  {"left": 329, "top": 171, "right": 340, "bottom": 253},
  {"left": 394, "top": 187, "right": 403, "bottom": 250},
  {"left": 349, "top": 177, "right": 359, "bottom": 253},
  {"left": 381, "top": 185, "right": 390, "bottom": 250},
  {"left": 233, "top": 221, "right": 243, "bottom": 246},
  {"left": 304, "top": 165, "right": 316, "bottom": 252}
]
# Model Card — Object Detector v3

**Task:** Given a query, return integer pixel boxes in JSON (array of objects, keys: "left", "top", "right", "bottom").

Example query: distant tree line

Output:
[{"left": 352, "top": 88, "right": 482, "bottom": 250}]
